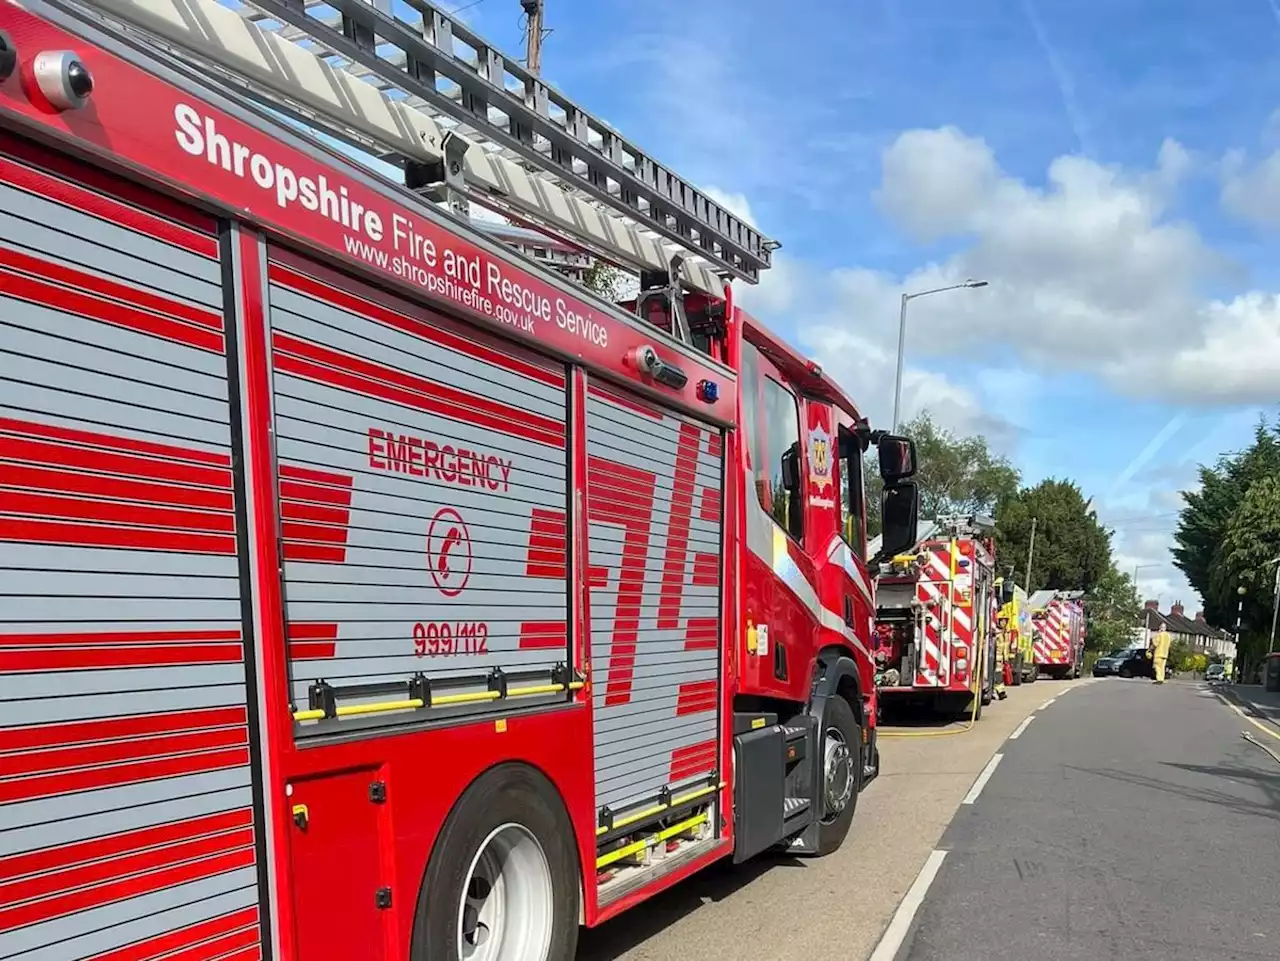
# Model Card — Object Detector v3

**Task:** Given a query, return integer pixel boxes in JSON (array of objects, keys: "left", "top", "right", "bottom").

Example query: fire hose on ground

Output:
[{"left": 1240, "top": 731, "right": 1280, "bottom": 766}]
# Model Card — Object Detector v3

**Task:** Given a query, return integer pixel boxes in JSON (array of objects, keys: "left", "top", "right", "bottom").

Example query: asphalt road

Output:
[
  {"left": 901, "top": 678, "right": 1280, "bottom": 961},
  {"left": 575, "top": 678, "right": 1071, "bottom": 961}
]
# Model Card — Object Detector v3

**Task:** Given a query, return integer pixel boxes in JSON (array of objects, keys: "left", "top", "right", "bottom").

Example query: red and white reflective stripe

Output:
[
  {"left": 925, "top": 547, "right": 951, "bottom": 581},
  {"left": 826, "top": 538, "right": 875, "bottom": 608},
  {"left": 915, "top": 577, "right": 943, "bottom": 686}
]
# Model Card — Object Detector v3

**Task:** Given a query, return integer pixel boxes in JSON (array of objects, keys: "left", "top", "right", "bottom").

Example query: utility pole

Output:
[
  {"left": 1269, "top": 558, "right": 1280, "bottom": 654},
  {"left": 522, "top": 0, "right": 545, "bottom": 75},
  {"left": 1024, "top": 517, "right": 1037, "bottom": 593}
]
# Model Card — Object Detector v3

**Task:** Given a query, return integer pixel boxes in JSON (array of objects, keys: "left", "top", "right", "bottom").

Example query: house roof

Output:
[{"left": 1144, "top": 607, "right": 1231, "bottom": 639}]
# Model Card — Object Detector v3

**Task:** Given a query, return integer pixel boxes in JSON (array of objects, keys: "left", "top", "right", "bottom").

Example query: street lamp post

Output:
[
  {"left": 892, "top": 280, "right": 989, "bottom": 433},
  {"left": 1132, "top": 563, "right": 1158, "bottom": 590},
  {"left": 1235, "top": 586, "right": 1247, "bottom": 679}
]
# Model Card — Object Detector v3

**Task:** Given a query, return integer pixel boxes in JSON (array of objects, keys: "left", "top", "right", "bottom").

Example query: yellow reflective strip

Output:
[
  {"left": 507, "top": 683, "right": 564, "bottom": 697},
  {"left": 293, "top": 675, "right": 585, "bottom": 722},
  {"left": 671, "top": 784, "right": 716, "bottom": 806},
  {"left": 654, "top": 812, "right": 707, "bottom": 841},
  {"left": 337, "top": 698, "right": 423, "bottom": 717},
  {"left": 433, "top": 690, "right": 502, "bottom": 706},
  {"left": 595, "top": 813, "right": 708, "bottom": 869},
  {"left": 596, "top": 837, "right": 649, "bottom": 869},
  {"left": 595, "top": 785, "right": 719, "bottom": 836},
  {"left": 602, "top": 803, "right": 666, "bottom": 834},
  {"left": 594, "top": 784, "right": 719, "bottom": 836}
]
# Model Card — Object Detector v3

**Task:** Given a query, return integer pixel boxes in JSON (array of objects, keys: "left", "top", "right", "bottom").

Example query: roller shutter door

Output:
[
  {"left": 0, "top": 144, "right": 265, "bottom": 960},
  {"left": 586, "top": 383, "right": 725, "bottom": 815},
  {"left": 265, "top": 256, "right": 571, "bottom": 735}
]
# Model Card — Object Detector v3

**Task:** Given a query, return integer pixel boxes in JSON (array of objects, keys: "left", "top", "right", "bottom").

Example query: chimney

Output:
[
  {"left": 1144, "top": 599, "right": 1159, "bottom": 610},
  {"left": 1195, "top": 611, "right": 1205, "bottom": 623},
  {"left": 1171, "top": 602, "right": 1184, "bottom": 617}
]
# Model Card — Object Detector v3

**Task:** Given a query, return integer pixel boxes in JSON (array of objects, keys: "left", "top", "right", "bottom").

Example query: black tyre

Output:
[
  {"left": 411, "top": 764, "right": 579, "bottom": 961},
  {"left": 814, "top": 695, "right": 862, "bottom": 856}
]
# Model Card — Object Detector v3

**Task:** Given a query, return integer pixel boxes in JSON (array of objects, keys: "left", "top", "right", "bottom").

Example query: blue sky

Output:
[
  {"left": 232, "top": 0, "right": 1280, "bottom": 612},
  {"left": 456, "top": 0, "right": 1277, "bottom": 612}
]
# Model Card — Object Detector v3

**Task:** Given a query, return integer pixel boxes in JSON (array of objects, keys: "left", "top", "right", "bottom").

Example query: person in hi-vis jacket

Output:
[{"left": 1148, "top": 626, "right": 1172, "bottom": 684}]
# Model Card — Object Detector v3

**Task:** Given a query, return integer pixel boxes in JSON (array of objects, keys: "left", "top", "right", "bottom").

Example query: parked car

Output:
[
  {"left": 1092, "top": 651, "right": 1128, "bottom": 677},
  {"left": 1205, "top": 663, "right": 1226, "bottom": 683},
  {"left": 1115, "top": 648, "right": 1158, "bottom": 680}
]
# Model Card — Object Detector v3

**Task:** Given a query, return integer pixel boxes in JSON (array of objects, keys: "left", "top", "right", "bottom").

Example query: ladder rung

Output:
[
  {"left": 243, "top": 0, "right": 774, "bottom": 283},
  {"left": 90, "top": 0, "right": 734, "bottom": 298}
]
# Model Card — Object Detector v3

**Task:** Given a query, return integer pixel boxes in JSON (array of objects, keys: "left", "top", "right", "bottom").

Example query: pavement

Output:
[
  {"left": 1223, "top": 683, "right": 1280, "bottom": 730},
  {"left": 575, "top": 678, "right": 1075, "bottom": 961},
  {"left": 898, "top": 678, "right": 1280, "bottom": 961}
]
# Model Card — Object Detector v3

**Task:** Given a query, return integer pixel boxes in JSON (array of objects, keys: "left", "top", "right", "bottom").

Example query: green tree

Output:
[
  {"left": 1084, "top": 564, "right": 1142, "bottom": 653},
  {"left": 995, "top": 480, "right": 1111, "bottom": 593},
  {"left": 1173, "top": 420, "right": 1280, "bottom": 629},
  {"left": 582, "top": 260, "right": 626, "bottom": 301},
  {"left": 1211, "top": 473, "right": 1280, "bottom": 668},
  {"left": 865, "top": 411, "right": 1020, "bottom": 536}
]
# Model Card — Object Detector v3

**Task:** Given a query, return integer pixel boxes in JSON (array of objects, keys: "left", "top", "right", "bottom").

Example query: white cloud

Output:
[
  {"left": 726, "top": 124, "right": 1280, "bottom": 416},
  {"left": 1220, "top": 146, "right": 1280, "bottom": 228},
  {"left": 801, "top": 323, "right": 1015, "bottom": 443},
  {"left": 1155, "top": 292, "right": 1280, "bottom": 401},
  {"left": 826, "top": 127, "right": 1279, "bottom": 406},
  {"left": 704, "top": 186, "right": 758, "bottom": 228}
]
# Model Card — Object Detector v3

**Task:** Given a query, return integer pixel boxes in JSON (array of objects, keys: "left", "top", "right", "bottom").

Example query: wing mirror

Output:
[
  {"left": 877, "top": 433, "right": 917, "bottom": 483},
  {"left": 875, "top": 481, "right": 919, "bottom": 561}
]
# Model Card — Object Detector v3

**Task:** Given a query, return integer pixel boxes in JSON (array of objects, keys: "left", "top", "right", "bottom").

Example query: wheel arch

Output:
[
  {"left": 811, "top": 644, "right": 864, "bottom": 725},
  {"left": 409, "top": 759, "right": 585, "bottom": 954}
]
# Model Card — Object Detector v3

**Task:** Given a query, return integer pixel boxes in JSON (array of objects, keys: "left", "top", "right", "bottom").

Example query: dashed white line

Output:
[
  {"left": 868, "top": 849, "right": 949, "bottom": 961},
  {"left": 1009, "top": 715, "right": 1036, "bottom": 740},
  {"left": 961, "top": 752, "right": 1004, "bottom": 805},
  {"left": 1040, "top": 697, "right": 1057, "bottom": 709}
]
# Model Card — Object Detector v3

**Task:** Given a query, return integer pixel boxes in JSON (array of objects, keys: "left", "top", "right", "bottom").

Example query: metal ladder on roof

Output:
[{"left": 74, "top": 0, "right": 778, "bottom": 304}]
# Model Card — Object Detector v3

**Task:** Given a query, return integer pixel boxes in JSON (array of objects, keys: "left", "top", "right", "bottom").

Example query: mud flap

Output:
[{"left": 862, "top": 726, "right": 880, "bottom": 787}]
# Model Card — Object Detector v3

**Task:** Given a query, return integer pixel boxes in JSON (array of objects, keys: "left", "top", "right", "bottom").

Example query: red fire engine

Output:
[
  {"left": 1029, "top": 590, "right": 1086, "bottom": 679},
  {"left": 0, "top": 2, "right": 921, "bottom": 960},
  {"left": 871, "top": 517, "right": 1000, "bottom": 718}
]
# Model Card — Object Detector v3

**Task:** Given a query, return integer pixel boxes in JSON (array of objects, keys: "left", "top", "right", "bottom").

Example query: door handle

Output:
[{"left": 844, "top": 595, "right": 854, "bottom": 628}]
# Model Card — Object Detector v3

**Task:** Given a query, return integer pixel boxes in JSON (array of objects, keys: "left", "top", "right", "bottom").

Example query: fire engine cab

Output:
[{"left": 0, "top": 2, "right": 919, "bottom": 960}]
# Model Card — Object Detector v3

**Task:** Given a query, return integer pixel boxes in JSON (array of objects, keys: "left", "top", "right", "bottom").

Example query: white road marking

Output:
[
  {"left": 962, "top": 753, "right": 1004, "bottom": 805},
  {"left": 867, "top": 849, "right": 949, "bottom": 961},
  {"left": 1040, "top": 697, "right": 1057, "bottom": 709},
  {"left": 1009, "top": 715, "right": 1036, "bottom": 740},
  {"left": 1218, "top": 694, "right": 1280, "bottom": 743}
]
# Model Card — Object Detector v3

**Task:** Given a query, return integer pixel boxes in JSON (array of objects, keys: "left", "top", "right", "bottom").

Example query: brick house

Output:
[{"left": 1139, "top": 601, "right": 1236, "bottom": 659}]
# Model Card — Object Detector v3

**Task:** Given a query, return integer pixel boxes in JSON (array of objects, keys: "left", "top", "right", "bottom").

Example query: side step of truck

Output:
[{"left": 731, "top": 713, "right": 819, "bottom": 863}]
